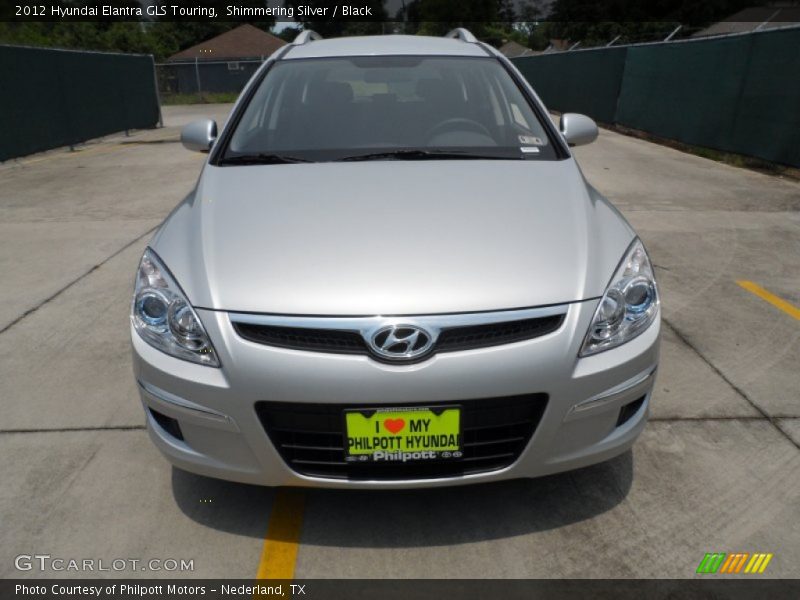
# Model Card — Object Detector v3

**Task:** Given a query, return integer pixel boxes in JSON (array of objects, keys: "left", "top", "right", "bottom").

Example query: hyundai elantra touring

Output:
[{"left": 131, "top": 29, "right": 660, "bottom": 488}]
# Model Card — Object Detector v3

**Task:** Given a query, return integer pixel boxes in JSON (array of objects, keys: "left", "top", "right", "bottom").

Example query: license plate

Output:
[{"left": 344, "top": 406, "right": 462, "bottom": 463}]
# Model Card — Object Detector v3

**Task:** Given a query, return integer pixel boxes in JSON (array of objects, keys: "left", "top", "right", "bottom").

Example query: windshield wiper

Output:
[
  {"left": 218, "top": 153, "right": 312, "bottom": 165},
  {"left": 335, "top": 149, "right": 521, "bottom": 162}
]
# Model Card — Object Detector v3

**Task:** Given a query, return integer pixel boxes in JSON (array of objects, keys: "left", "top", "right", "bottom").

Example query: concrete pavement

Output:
[{"left": 0, "top": 105, "right": 797, "bottom": 579}]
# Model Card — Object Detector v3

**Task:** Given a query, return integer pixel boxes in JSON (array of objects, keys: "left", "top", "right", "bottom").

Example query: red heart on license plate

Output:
[{"left": 383, "top": 418, "right": 405, "bottom": 434}]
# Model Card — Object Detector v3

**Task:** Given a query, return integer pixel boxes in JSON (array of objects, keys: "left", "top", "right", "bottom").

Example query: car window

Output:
[{"left": 225, "top": 56, "right": 556, "bottom": 161}]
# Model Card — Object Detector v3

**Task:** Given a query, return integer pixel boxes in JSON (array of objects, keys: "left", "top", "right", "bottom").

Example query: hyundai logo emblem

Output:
[{"left": 368, "top": 324, "right": 434, "bottom": 361}]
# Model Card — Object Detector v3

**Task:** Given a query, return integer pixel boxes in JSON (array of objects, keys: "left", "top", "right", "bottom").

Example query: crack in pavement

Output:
[
  {"left": 650, "top": 416, "right": 789, "bottom": 421},
  {"left": 0, "top": 425, "right": 146, "bottom": 434},
  {"left": 120, "top": 139, "right": 180, "bottom": 145},
  {"left": 662, "top": 317, "right": 800, "bottom": 451},
  {"left": 0, "top": 226, "right": 156, "bottom": 336}
]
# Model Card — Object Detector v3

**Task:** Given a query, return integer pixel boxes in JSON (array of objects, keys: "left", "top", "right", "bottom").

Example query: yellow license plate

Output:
[{"left": 344, "top": 406, "right": 462, "bottom": 463}]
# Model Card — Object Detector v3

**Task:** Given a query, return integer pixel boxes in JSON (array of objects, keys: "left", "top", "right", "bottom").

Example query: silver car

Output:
[{"left": 131, "top": 30, "right": 660, "bottom": 488}]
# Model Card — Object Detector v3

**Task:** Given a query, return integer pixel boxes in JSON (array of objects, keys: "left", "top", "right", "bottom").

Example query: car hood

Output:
[{"left": 151, "top": 160, "right": 634, "bottom": 315}]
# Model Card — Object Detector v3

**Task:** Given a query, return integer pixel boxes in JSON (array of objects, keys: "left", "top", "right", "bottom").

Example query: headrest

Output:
[
  {"left": 306, "top": 81, "right": 354, "bottom": 105},
  {"left": 416, "top": 78, "right": 458, "bottom": 103}
]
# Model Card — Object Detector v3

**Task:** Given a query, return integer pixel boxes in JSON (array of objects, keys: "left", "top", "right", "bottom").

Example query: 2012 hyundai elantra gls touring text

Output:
[{"left": 131, "top": 30, "right": 660, "bottom": 488}]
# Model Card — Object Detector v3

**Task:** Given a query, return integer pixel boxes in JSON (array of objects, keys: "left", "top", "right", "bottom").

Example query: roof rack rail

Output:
[
  {"left": 292, "top": 30, "right": 322, "bottom": 45},
  {"left": 445, "top": 28, "right": 478, "bottom": 43}
]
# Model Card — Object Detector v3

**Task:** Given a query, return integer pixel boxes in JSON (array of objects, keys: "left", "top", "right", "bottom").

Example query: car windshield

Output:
[{"left": 222, "top": 55, "right": 558, "bottom": 163}]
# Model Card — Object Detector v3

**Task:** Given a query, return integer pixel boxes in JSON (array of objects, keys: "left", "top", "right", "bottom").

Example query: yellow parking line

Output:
[
  {"left": 256, "top": 488, "right": 306, "bottom": 580},
  {"left": 737, "top": 281, "right": 800, "bottom": 321}
]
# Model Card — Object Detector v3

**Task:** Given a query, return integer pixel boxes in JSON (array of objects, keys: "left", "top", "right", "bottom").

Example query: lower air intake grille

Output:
[
  {"left": 255, "top": 394, "right": 547, "bottom": 480},
  {"left": 616, "top": 395, "right": 646, "bottom": 427}
]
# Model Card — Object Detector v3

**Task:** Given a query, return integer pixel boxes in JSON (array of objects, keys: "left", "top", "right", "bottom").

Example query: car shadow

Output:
[{"left": 172, "top": 450, "right": 633, "bottom": 548}]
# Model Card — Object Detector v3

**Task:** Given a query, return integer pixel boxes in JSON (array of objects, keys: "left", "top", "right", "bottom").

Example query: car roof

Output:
[{"left": 282, "top": 34, "right": 490, "bottom": 60}]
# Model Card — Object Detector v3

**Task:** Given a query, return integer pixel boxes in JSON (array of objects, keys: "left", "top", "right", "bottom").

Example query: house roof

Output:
[
  {"left": 692, "top": 6, "right": 800, "bottom": 37},
  {"left": 167, "top": 24, "right": 287, "bottom": 62},
  {"left": 498, "top": 40, "right": 536, "bottom": 58}
]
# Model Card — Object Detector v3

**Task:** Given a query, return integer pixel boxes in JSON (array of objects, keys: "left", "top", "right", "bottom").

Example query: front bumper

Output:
[{"left": 131, "top": 298, "right": 660, "bottom": 488}]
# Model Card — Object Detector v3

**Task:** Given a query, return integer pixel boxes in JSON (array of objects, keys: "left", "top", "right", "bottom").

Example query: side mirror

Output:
[
  {"left": 181, "top": 119, "right": 217, "bottom": 153},
  {"left": 560, "top": 113, "right": 598, "bottom": 147}
]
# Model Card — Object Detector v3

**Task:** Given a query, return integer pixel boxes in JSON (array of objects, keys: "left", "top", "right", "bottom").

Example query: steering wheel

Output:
[{"left": 425, "top": 118, "right": 492, "bottom": 141}]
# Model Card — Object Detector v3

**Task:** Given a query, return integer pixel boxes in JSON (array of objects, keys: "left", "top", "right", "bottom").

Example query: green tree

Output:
[
  {"left": 273, "top": 24, "right": 304, "bottom": 43},
  {"left": 0, "top": 21, "right": 161, "bottom": 55}
]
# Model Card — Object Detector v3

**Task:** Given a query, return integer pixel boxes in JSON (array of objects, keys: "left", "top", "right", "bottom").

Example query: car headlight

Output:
[
  {"left": 131, "top": 248, "right": 220, "bottom": 367},
  {"left": 580, "top": 239, "right": 659, "bottom": 356}
]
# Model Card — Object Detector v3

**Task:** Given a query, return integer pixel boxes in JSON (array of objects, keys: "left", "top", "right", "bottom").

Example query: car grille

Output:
[
  {"left": 233, "top": 323, "right": 366, "bottom": 354},
  {"left": 435, "top": 316, "right": 564, "bottom": 352},
  {"left": 234, "top": 314, "right": 564, "bottom": 357},
  {"left": 255, "top": 394, "right": 547, "bottom": 480}
]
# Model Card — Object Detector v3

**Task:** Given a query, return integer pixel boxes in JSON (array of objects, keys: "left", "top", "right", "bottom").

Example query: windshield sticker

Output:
[
  {"left": 518, "top": 135, "right": 545, "bottom": 146},
  {"left": 520, "top": 146, "right": 540, "bottom": 153}
]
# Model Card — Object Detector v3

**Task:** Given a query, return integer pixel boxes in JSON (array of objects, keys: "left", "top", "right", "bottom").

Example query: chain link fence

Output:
[{"left": 155, "top": 58, "right": 264, "bottom": 103}]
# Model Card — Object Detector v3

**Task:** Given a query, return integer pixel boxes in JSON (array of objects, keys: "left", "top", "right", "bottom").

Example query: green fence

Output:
[
  {"left": 512, "top": 27, "right": 800, "bottom": 167},
  {"left": 514, "top": 46, "right": 627, "bottom": 125},
  {"left": 0, "top": 45, "right": 161, "bottom": 161}
]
